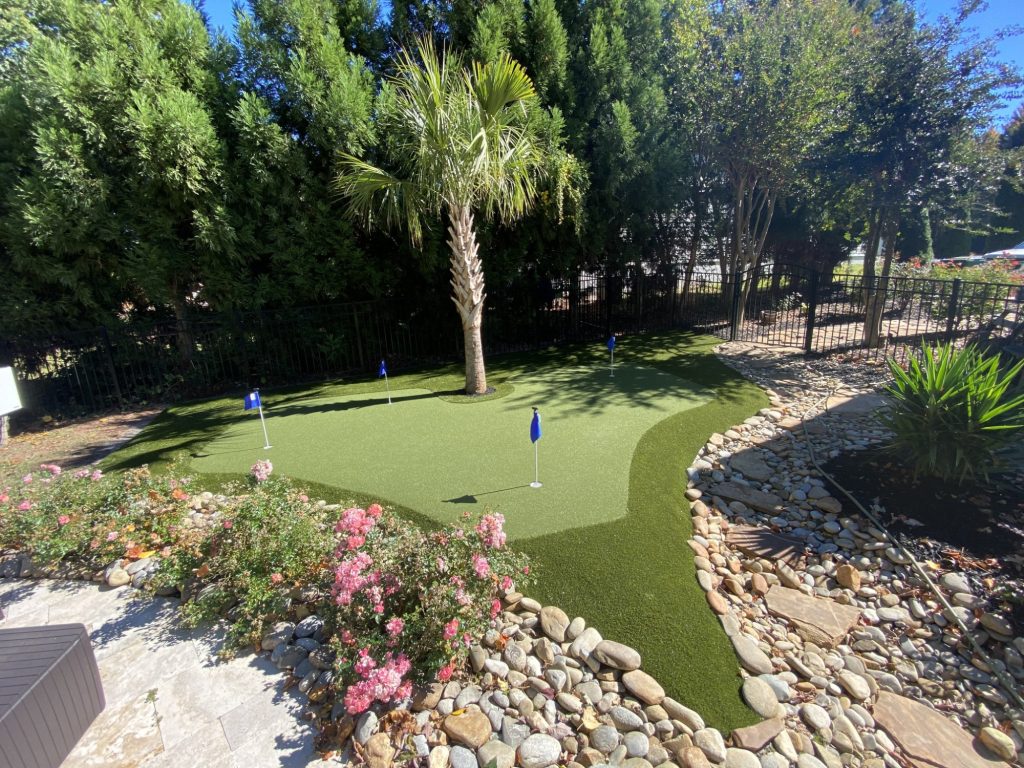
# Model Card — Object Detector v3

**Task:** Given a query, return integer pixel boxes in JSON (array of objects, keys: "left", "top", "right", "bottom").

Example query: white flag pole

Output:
[
  {"left": 384, "top": 372, "right": 392, "bottom": 405},
  {"left": 610, "top": 347, "right": 615, "bottom": 377},
  {"left": 256, "top": 390, "right": 272, "bottom": 449},
  {"left": 531, "top": 441, "right": 541, "bottom": 488}
]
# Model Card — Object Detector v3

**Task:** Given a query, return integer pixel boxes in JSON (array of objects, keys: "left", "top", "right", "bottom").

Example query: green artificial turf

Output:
[{"left": 105, "top": 331, "right": 766, "bottom": 731}]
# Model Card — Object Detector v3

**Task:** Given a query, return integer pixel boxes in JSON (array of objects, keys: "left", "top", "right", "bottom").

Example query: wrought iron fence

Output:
[{"left": 3, "top": 262, "right": 1019, "bottom": 418}]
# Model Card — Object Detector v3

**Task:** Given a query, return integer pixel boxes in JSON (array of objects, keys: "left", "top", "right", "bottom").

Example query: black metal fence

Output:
[{"left": 3, "top": 262, "right": 1020, "bottom": 418}]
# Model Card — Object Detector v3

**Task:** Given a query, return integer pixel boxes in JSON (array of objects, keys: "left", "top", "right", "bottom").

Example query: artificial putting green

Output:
[
  {"left": 105, "top": 331, "right": 767, "bottom": 731},
  {"left": 188, "top": 363, "right": 709, "bottom": 538}
]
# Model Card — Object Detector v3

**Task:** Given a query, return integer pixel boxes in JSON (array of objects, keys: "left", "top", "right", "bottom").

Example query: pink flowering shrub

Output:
[
  {"left": 326, "top": 509, "right": 531, "bottom": 714},
  {"left": 249, "top": 460, "right": 273, "bottom": 483},
  {"left": 0, "top": 463, "right": 194, "bottom": 569}
]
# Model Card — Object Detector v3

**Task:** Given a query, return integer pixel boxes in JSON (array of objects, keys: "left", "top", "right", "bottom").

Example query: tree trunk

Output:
[
  {"left": 171, "top": 292, "right": 194, "bottom": 370},
  {"left": 682, "top": 188, "right": 703, "bottom": 301},
  {"left": 864, "top": 217, "right": 898, "bottom": 348},
  {"left": 447, "top": 206, "right": 488, "bottom": 394}
]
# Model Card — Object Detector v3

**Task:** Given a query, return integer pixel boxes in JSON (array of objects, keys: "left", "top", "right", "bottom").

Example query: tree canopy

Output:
[{"left": 0, "top": 0, "right": 1019, "bottom": 346}]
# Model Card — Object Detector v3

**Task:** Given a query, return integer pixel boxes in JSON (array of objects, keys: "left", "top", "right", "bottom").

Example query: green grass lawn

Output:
[{"left": 105, "top": 330, "right": 766, "bottom": 731}]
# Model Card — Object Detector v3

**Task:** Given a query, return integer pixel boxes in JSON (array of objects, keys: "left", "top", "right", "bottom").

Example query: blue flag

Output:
[
  {"left": 607, "top": 335, "right": 616, "bottom": 351},
  {"left": 244, "top": 391, "right": 261, "bottom": 411},
  {"left": 530, "top": 409, "right": 542, "bottom": 443},
  {"left": 378, "top": 360, "right": 387, "bottom": 378}
]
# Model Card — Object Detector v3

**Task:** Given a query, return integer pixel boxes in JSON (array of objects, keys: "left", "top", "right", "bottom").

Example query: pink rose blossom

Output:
[
  {"left": 0, "top": 493, "right": 8, "bottom": 504},
  {"left": 436, "top": 664, "right": 454, "bottom": 682},
  {"left": 22, "top": 474, "right": 32, "bottom": 484},
  {"left": 57, "top": 515, "right": 70, "bottom": 526},
  {"left": 106, "top": 531, "right": 118, "bottom": 542},
  {"left": 270, "top": 573, "right": 283, "bottom": 584},
  {"left": 500, "top": 575, "right": 513, "bottom": 591},
  {"left": 386, "top": 617, "right": 405, "bottom": 638},
  {"left": 472, "top": 553, "right": 490, "bottom": 579},
  {"left": 475, "top": 513, "right": 506, "bottom": 549},
  {"left": 490, "top": 599, "right": 501, "bottom": 618},
  {"left": 90, "top": 470, "right": 103, "bottom": 482},
  {"left": 298, "top": 494, "right": 309, "bottom": 503},
  {"left": 443, "top": 619, "right": 459, "bottom": 640},
  {"left": 249, "top": 460, "right": 273, "bottom": 483},
  {"left": 367, "top": 503, "right": 383, "bottom": 518},
  {"left": 74, "top": 469, "right": 90, "bottom": 479},
  {"left": 18, "top": 500, "right": 31, "bottom": 511},
  {"left": 436, "top": 557, "right": 448, "bottom": 573},
  {"left": 222, "top": 519, "right": 233, "bottom": 529}
]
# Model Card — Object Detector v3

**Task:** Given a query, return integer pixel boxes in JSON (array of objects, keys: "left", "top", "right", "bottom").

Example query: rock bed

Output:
[{"left": 683, "top": 341, "right": 1023, "bottom": 766}]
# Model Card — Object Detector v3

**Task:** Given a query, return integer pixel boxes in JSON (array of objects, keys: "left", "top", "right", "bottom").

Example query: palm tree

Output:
[{"left": 336, "top": 39, "right": 546, "bottom": 395}]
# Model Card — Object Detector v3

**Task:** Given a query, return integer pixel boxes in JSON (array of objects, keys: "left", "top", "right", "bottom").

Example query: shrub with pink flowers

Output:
[
  {"left": 0, "top": 463, "right": 194, "bottom": 569},
  {"left": 326, "top": 509, "right": 531, "bottom": 713},
  {"left": 249, "top": 460, "right": 273, "bottom": 483}
]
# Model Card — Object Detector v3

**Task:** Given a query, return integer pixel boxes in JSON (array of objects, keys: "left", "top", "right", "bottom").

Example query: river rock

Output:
[
  {"left": 478, "top": 739, "right": 516, "bottom": 768},
  {"left": 365, "top": 733, "right": 395, "bottom": 768},
  {"left": 443, "top": 710, "right": 492, "bottom": 748},
  {"left": 518, "top": 733, "right": 562, "bottom": 768},
  {"left": 622, "top": 670, "right": 665, "bottom": 705},
  {"left": 540, "top": 605, "right": 571, "bottom": 642},
  {"left": 593, "top": 640, "right": 642, "bottom": 671},
  {"left": 741, "top": 677, "right": 781, "bottom": 718},
  {"left": 732, "top": 634, "right": 773, "bottom": 675}
]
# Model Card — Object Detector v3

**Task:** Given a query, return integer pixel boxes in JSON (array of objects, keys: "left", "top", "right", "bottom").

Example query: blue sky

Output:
[{"left": 197, "top": 0, "right": 1022, "bottom": 127}]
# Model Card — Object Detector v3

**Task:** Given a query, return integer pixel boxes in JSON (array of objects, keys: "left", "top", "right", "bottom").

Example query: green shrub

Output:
[
  {"left": 884, "top": 343, "right": 1024, "bottom": 481},
  {"left": 153, "top": 477, "right": 336, "bottom": 647}
]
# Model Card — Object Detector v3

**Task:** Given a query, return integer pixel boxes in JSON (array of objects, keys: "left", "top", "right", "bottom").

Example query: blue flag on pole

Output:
[
  {"left": 607, "top": 335, "right": 616, "bottom": 350},
  {"left": 378, "top": 360, "right": 387, "bottom": 378},
  {"left": 244, "top": 391, "right": 261, "bottom": 411},
  {"left": 530, "top": 409, "right": 542, "bottom": 443}
]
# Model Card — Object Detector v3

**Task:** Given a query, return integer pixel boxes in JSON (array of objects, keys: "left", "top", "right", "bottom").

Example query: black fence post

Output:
[
  {"left": 803, "top": 270, "right": 821, "bottom": 355},
  {"left": 729, "top": 271, "right": 743, "bottom": 341},
  {"left": 944, "top": 278, "right": 963, "bottom": 344}
]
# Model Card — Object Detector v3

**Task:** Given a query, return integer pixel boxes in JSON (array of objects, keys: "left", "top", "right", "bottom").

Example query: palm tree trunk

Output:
[{"left": 447, "top": 206, "right": 488, "bottom": 394}]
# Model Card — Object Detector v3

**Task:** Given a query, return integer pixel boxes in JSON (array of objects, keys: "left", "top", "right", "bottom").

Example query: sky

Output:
[{"left": 198, "top": 0, "right": 1023, "bottom": 127}]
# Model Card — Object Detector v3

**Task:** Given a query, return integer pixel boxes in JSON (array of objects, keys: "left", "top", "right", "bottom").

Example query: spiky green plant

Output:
[{"left": 884, "top": 343, "right": 1024, "bottom": 482}]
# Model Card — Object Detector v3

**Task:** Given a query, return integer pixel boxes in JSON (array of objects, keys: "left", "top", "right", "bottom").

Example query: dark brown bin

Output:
[{"left": 0, "top": 624, "right": 105, "bottom": 768}]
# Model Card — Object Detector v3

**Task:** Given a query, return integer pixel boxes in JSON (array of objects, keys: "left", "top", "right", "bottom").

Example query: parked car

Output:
[
  {"left": 933, "top": 254, "right": 988, "bottom": 267},
  {"left": 983, "top": 240, "right": 1024, "bottom": 260}
]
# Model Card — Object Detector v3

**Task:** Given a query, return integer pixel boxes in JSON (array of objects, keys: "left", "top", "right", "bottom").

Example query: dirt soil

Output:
[{"left": 0, "top": 408, "right": 164, "bottom": 486}]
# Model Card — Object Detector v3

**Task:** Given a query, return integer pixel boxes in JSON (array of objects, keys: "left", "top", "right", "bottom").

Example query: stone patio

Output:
[{"left": 0, "top": 578, "right": 344, "bottom": 767}]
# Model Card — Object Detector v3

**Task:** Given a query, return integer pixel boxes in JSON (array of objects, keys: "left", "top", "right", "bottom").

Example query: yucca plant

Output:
[{"left": 884, "top": 343, "right": 1024, "bottom": 482}]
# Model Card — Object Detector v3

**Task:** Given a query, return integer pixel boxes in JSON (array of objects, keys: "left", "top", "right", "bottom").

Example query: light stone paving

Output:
[{"left": 0, "top": 578, "right": 345, "bottom": 768}]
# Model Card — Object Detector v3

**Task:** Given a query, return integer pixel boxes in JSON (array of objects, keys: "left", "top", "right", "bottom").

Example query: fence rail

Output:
[{"left": 3, "top": 263, "right": 1021, "bottom": 418}]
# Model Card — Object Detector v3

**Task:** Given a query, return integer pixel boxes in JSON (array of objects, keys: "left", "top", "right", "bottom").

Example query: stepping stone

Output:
[
  {"left": 873, "top": 691, "right": 1009, "bottom": 768},
  {"left": 763, "top": 586, "right": 861, "bottom": 648},
  {"left": 726, "top": 525, "right": 806, "bottom": 566},
  {"left": 729, "top": 452, "right": 773, "bottom": 482},
  {"left": 825, "top": 393, "right": 889, "bottom": 416},
  {"left": 712, "top": 483, "right": 786, "bottom": 515}
]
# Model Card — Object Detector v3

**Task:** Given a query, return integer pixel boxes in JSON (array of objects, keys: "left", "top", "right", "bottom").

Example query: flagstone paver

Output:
[
  {"left": 724, "top": 523, "right": 807, "bottom": 565},
  {"left": 710, "top": 481, "right": 787, "bottom": 515},
  {"left": 763, "top": 585, "right": 862, "bottom": 648},
  {"left": 873, "top": 691, "right": 1009, "bottom": 768},
  {"left": 0, "top": 578, "right": 344, "bottom": 767}
]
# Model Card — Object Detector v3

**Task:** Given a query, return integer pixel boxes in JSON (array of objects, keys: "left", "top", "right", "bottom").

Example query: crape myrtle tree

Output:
[
  {"left": 337, "top": 39, "right": 578, "bottom": 394},
  {"left": 842, "top": 0, "right": 1013, "bottom": 346},
  {"left": 707, "top": 0, "right": 856, "bottom": 315}
]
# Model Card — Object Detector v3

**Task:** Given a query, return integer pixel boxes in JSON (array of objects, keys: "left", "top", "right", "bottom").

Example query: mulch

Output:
[{"left": 823, "top": 449, "right": 1024, "bottom": 623}]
